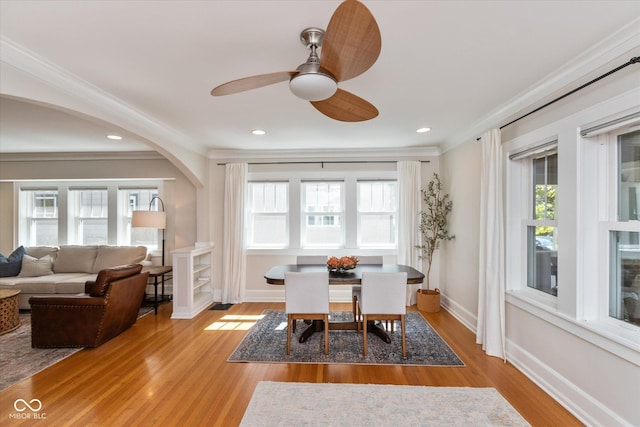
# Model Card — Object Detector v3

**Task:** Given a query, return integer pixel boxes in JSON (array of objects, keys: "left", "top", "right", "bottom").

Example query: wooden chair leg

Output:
[
  {"left": 362, "top": 314, "right": 368, "bottom": 356},
  {"left": 286, "top": 314, "right": 292, "bottom": 355},
  {"left": 324, "top": 314, "right": 329, "bottom": 355},
  {"left": 353, "top": 295, "right": 359, "bottom": 326},
  {"left": 400, "top": 315, "right": 406, "bottom": 358}
]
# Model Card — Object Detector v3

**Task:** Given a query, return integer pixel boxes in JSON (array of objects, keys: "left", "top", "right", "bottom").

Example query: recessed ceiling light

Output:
[
  {"left": 107, "top": 134, "right": 122, "bottom": 140},
  {"left": 416, "top": 127, "right": 431, "bottom": 133},
  {"left": 252, "top": 129, "right": 266, "bottom": 135}
]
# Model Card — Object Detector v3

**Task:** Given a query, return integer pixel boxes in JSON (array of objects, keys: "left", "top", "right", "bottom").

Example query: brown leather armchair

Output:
[{"left": 29, "top": 264, "right": 150, "bottom": 348}]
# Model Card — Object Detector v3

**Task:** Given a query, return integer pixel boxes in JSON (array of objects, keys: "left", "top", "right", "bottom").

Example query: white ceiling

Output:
[{"left": 0, "top": 0, "right": 639, "bottom": 157}]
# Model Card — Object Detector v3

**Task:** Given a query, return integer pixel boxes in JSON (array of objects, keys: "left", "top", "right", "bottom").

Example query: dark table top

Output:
[{"left": 264, "top": 264, "right": 425, "bottom": 285}]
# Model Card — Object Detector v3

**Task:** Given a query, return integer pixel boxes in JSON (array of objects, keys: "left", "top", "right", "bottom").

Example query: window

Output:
[
  {"left": 357, "top": 181, "right": 397, "bottom": 247},
  {"left": 119, "top": 188, "right": 160, "bottom": 250},
  {"left": 19, "top": 189, "right": 59, "bottom": 246},
  {"left": 247, "top": 182, "right": 289, "bottom": 248},
  {"left": 607, "top": 129, "right": 640, "bottom": 327},
  {"left": 301, "top": 181, "right": 344, "bottom": 248},
  {"left": 17, "top": 181, "right": 164, "bottom": 252},
  {"left": 526, "top": 152, "right": 558, "bottom": 296},
  {"left": 69, "top": 189, "right": 108, "bottom": 245}
]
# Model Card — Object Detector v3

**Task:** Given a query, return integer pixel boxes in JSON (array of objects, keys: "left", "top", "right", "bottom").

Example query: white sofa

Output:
[{"left": 0, "top": 245, "right": 148, "bottom": 309}]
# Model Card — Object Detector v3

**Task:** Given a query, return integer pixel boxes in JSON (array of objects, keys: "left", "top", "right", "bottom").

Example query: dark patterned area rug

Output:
[
  {"left": 0, "top": 306, "right": 153, "bottom": 391},
  {"left": 228, "top": 310, "right": 464, "bottom": 366}
]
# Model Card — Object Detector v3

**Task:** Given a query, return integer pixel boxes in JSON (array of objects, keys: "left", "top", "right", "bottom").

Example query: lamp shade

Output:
[{"left": 131, "top": 210, "right": 166, "bottom": 229}]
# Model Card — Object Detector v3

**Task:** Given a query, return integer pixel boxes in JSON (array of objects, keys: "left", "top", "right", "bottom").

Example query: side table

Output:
[
  {"left": 0, "top": 289, "right": 21, "bottom": 334},
  {"left": 143, "top": 266, "right": 173, "bottom": 314}
]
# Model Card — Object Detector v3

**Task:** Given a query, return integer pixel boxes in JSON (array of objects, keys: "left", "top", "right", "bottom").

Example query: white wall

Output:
[
  {"left": 440, "top": 141, "right": 482, "bottom": 331},
  {"left": 440, "top": 50, "right": 640, "bottom": 426}
]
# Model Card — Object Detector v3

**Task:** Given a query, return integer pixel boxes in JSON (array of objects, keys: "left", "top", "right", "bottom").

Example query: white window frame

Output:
[
  {"left": 68, "top": 188, "right": 109, "bottom": 245},
  {"left": 506, "top": 137, "right": 560, "bottom": 307},
  {"left": 504, "top": 95, "right": 640, "bottom": 363},
  {"left": 15, "top": 180, "right": 164, "bottom": 252},
  {"left": 18, "top": 188, "right": 60, "bottom": 247},
  {"left": 246, "top": 181, "right": 289, "bottom": 249},
  {"left": 356, "top": 180, "right": 397, "bottom": 248},
  {"left": 301, "top": 180, "right": 345, "bottom": 249},
  {"left": 595, "top": 125, "right": 640, "bottom": 331},
  {"left": 246, "top": 169, "right": 397, "bottom": 255}
]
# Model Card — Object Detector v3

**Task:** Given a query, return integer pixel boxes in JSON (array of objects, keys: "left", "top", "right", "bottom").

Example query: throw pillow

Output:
[
  {"left": 0, "top": 246, "right": 26, "bottom": 277},
  {"left": 18, "top": 254, "right": 54, "bottom": 277},
  {"left": 53, "top": 245, "right": 98, "bottom": 273}
]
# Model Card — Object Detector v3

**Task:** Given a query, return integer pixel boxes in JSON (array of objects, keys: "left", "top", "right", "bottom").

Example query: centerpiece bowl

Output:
[{"left": 327, "top": 256, "right": 359, "bottom": 273}]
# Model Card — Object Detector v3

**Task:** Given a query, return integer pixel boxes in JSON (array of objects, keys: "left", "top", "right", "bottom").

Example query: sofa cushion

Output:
[
  {"left": 0, "top": 246, "right": 26, "bottom": 277},
  {"left": 54, "top": 245, "right": 98, "bottom": 273},
  {"left": 92, "top": 246, "right": 147, "bottom": 273},
  {"left": 55, "top": 274, "right": 97, "bottom": 294},
  {"left": 90, "top": 264, "right": 143, "bottom": 297},
  {"left": 7, "top": 273, "right": 90, "bottom": 294},
  {"left": 18, "top": 254, "right": 54, "bottom": 277},
  {"left": 25, "top": 246, "right": 59, "bottom": 262}
]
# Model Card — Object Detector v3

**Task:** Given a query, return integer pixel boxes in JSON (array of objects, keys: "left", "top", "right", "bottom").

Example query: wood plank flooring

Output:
[{"left": 0, "top": 302, "right": 582, "bottom": 426}]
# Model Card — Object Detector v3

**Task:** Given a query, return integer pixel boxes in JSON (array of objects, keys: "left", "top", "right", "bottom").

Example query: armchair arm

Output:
[{"left": 84, "top": 281, "right": 96, "bottom": 294}]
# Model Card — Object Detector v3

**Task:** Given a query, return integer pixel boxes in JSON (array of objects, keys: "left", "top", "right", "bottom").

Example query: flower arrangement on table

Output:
[{"left": 326, "top": 256, "right": 359, "bottom": 273}]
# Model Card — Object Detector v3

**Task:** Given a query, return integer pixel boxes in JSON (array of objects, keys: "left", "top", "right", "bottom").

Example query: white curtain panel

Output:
[
  {"left": 476, "top": 129, "right": 506, "bottom": 360},
  {"left": 221, "top": 163, "right": 247, "bottom": 304},
  {"left": 397, "top": 161, "right": 422, "bottom": 306}
]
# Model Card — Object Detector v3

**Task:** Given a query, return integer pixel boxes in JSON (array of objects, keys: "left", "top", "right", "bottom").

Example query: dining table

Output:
[{"left": 264, "top": 263, "right": 425, "bottom": 344}]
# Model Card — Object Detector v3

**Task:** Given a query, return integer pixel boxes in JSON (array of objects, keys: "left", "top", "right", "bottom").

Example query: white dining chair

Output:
[
  {"left": 284, "top": 271, "right": 330, "bottom": 355},
  {"left": 358, "top": 271, "right": 408, "bottom": 357},
  {"left": 351, "top": 256, "right": 383, "bottom": 324},
  {"left": 296, "top": 256, "right": 328, "bottom": 265}
]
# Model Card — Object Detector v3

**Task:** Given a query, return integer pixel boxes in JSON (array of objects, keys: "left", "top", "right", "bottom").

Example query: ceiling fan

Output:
[{"left": 210, "top": 0, "right": 381, "bottom": 122}]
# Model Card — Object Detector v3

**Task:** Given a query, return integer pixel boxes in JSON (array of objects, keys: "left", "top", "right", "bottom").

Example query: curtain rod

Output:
[
  {"left": 216, "top": 160, "right": 431, "bottom": 166},
  {"left": 477, "top": 56, "right": 639, "bottom": 141}
]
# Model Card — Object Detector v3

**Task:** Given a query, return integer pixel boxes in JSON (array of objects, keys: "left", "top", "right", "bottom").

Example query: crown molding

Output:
[
  {"left": 441, "top": 16, "right": 640, "bottom": 153},
  {"left": 207, "top": 145, "right": 441, "bottom": 161},
  {"left": 0, "top": 151, "right": 163, "bottom": 162}
]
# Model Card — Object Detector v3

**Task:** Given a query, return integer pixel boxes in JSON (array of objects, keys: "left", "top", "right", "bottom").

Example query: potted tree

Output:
[{"left": 416, "top": 173, "right": 454, "bottom": 312}]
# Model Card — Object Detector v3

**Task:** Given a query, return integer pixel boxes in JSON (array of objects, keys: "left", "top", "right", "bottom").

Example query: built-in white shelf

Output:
[{"left": 171, "top": 244, "right": 215, "bottom": 319}]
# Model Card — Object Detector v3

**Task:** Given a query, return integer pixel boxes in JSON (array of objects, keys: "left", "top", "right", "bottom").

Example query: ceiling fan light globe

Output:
[{"left": 289, "top": 73, "right": 337, "bottom": 101}]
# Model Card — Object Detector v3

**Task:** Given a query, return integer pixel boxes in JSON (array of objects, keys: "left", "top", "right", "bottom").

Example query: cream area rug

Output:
[{"left": 240, "top": 382, "right": 530, "bottom": 427}]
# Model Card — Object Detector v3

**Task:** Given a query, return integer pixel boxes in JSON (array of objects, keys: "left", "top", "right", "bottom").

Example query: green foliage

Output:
[
  {"left": 415, "top": 173, "right": 454, "bottom": 290},
  {"left": 535, "top": 185, "right": 556, "bottom": 235}
]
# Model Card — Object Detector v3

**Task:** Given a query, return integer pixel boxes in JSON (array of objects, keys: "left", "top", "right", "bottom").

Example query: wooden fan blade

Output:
[
  {"left": 211, "top": 71, "right": 298, "bottom": 96},
  {"left": 321, "top": 0, "right": 381, "bottom": 82},
  {"left": 310, "top": 88, "right": 378, "bottom": 122}
]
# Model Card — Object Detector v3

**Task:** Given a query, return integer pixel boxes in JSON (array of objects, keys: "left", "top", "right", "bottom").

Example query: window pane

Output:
[
  {"left": 70, "top": 190, "right": 108, "bottom": 245},
  {"left": 358, "top": 182, "right": 396, "bottom": 212},
  {"left": 533, "top": 153, "right": 557, "bottom": 220},
  {"left": 250, "top": 215, "right": 288, "bottom": 246},
  {"left": 21, "top": 190, "right": 59, "bottom": 246},
  {"left": 124, "top": 189, "right": 160, "bottom": 250},
  {"left": 302, "top": 182, "right": 343, "bottom": 247},
  {"left": 360, "top": 214, "right": 396, "bottom": 246},
  {"left": 80, "top": 218, "right": 108, "bottom": 245},
  {"left": 618, "top": 130, "right": 640, "bottom": 221},
  {"left": 305, "top": 215, "right": 342, "bottom": 246},
  {"left": 304, "top": 182, "right": 341, "bottom": 212},
  {"left": 248, "top": 182, "right": 289, "bottom": 248},
  {"left": 33, "top": 219, "right": 58, "bottom": 246},
  {"left": 610, "top": 231, "right": 640, "bottom": 327},
  {"left": 527, "top": 226, "right": 558, "bottom": 296}
]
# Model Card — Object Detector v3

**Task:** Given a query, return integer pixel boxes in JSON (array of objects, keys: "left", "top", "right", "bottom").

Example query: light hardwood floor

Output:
[{"left": 0, "top": 302, "right": 582, "bottom": 426}]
